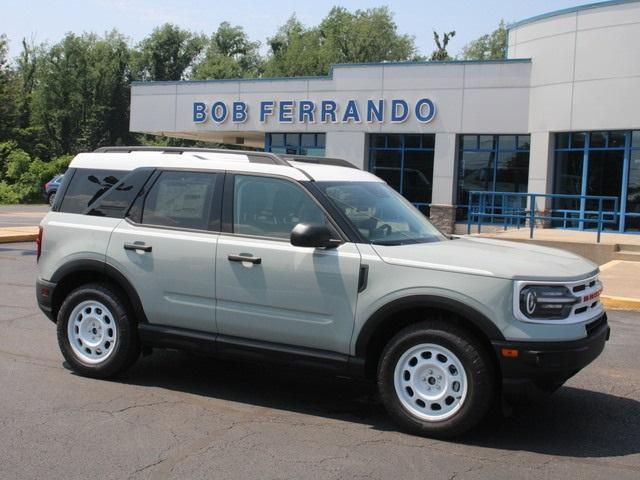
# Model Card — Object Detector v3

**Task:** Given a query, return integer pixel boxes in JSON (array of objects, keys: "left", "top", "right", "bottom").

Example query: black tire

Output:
[
  {"left": 48, "top": 192, "right": 56, "bottom": 207},
  {"left": 378, "top": 320, "right": 496, "bottom": 438},
  {"left": 56, "top": 283, "right": 140, "bottom": 379}
]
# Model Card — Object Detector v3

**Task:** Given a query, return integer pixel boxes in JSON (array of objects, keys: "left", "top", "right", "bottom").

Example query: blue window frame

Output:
[
  {"left": 554, "top": 130, "right": 640, "bottom": 232},
  {"left": 456, "top": 134, "right": 531, "bottom": 220},
  {"left": 368, "top": 134, "right": 435, "bottom": 215},
  {"left": 265, "top": 133, "right": 326, "bottom": 156}
]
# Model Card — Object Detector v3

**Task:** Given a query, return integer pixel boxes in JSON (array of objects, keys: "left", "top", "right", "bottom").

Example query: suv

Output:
[{"left": 36, "top": 146, "right": 609, "bottom": 438}]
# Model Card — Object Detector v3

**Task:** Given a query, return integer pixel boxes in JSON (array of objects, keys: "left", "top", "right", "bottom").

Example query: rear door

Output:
[
  {"left": 215, "top": 173, "right": 362, "bottom": 354},
  {"left": 107, "top": 170, "right": 222, "bottom": 333}
]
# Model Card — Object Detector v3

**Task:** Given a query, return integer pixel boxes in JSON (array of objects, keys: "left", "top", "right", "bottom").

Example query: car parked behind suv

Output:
[
  {"left": 36, "top": 147, "right": 609, "bottom": 438},
  {"left": 44, "top": 175, "right": 64, "bottom": 206}
]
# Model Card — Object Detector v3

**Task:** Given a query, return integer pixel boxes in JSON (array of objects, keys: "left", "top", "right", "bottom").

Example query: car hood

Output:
[{"left": 371, "top": 237, "right": 598, "bottom": 281}]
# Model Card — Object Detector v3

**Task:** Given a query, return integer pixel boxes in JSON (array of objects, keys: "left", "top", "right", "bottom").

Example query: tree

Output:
[
  {"left": 461, "top": 21, "right": 507, "bottom": 60},
  {"left": 30, "top": 31, "right": 134, "bottom": 156},
  {"left": 264, "top": 7, "right": 420, "bottom": 77},
  {"left": 192, "top": 22, "right": 262, "bottom": 79},
  {"left": 430, "top": 30, "right": 456, "bottom": 61},
  {"left": 0, "top": 35, "right": 18, "bottom": 141},
  {"left": 133, "top": 24, "right": 206, "bottom": 81},
  {"left": 318, "top": 7, "right": 418, "bottom": 64}
]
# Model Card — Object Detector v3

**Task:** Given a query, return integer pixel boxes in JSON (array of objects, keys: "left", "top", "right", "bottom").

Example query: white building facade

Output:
[{"left": 130, "top": 0, "right": 640, "bottom": 234}]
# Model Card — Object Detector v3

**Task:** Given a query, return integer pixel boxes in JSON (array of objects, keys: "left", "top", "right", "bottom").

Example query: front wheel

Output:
[
  {"left": 57, "top": 283, "right": 140, "bottom": 378},
  {"left": 378, "top": 320, "right": 496, "bottom": 438}
]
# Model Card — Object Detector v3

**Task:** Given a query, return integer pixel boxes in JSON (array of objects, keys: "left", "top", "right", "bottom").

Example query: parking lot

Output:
[{"left": 0, "top": 242, "right": 639, "bottom": 479}]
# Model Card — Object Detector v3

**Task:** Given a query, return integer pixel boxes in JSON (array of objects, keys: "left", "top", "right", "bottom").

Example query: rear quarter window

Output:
[{"left": 58, "top": 169, "right": 125, "bottom": 214}]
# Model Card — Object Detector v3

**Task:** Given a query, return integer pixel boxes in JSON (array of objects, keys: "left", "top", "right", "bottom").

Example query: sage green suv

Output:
[{"left": 36, "top": 147, "right": 609, "bottom": 438}]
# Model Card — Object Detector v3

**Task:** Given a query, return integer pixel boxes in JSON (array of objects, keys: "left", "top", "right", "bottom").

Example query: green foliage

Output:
[
  {"left": 0, "top": 6, "right": 450, "bottom": 203},
  {"left": 263, "top": 7, "right": 419, "bottom": 77},
  {"left": 0, "top": 34, "right": 18, "bottom": 141},
  {"left": 431, "top": 31, "right": 456, "bottom": 61},
  {"left": 31, "top": 31, "right": 133, "bottom": 156},
  {"left": 461, "top": 21, "right": 507, "bottom": 61},
  {"left": 133, "top": 24, "right": 206, "bottom": 81},
  {"left": 192, "top": 22, "right": 262, "bottom": 79}
]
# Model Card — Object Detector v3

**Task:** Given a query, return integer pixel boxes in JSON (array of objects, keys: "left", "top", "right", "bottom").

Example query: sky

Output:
[{"left": 2, "top": 0, "right": 595, "bottom": 60}]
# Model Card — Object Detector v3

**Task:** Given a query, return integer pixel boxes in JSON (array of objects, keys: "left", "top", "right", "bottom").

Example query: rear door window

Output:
[
  {"left": 59, "top": 169, "right": 125, "bottom": 214},
  {"left": 140, "top": 171, "right": 220, "bottom": 231}
]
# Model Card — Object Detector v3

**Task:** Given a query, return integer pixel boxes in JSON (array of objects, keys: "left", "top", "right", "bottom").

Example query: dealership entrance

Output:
[{"left": 554, "top": 131, "right": 640, "bottom": 232}]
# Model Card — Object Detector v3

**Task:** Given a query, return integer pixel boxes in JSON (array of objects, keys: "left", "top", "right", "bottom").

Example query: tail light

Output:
[
  {"left": 44, "top": 182, "right": 49, "bottom": 190},
  {"left": 36, "top": 226, "right": 43, "bottom": 262}
]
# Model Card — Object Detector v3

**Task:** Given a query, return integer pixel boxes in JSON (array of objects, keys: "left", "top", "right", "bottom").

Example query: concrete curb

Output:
[
  {"left": 0, "top": 227, "right": 38, "bottom": 244},
  {"left": 601, "top": 295, "right": 640, "bottom": 311}
]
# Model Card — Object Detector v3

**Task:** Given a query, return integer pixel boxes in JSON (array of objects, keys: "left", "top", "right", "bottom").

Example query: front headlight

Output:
[{"left": 519, "top": 285, "right": 578, "bottom": 320}]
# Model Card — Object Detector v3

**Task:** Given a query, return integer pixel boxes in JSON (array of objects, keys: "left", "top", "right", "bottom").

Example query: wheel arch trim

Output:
[
  {"left": 354, "top": 295, "right": 505, "bottom": 358},
  {"left": 49, "top": 259, "right": 149, "bottom": 324}
]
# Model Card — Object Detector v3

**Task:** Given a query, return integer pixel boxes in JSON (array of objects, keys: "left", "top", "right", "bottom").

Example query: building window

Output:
[
  {"left": 456, "top": 134, "right": 530, "bottom": 221},
  {"left": 265, "top": 133, "right": 326, "bottom": 156},
  {"left": 554, "top": 130, "right": 640, "bottom": 232},
  {"left": 368, "top": 134, "right": 435, "bottom": 215}
]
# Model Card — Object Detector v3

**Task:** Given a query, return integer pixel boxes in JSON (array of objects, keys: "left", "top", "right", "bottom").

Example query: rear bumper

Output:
[
  {"left": 36, "top": 278, "right": 57, "bottom": 322},
  {"left": 492, "top": 313, "right": 610, "bottom": 395}
]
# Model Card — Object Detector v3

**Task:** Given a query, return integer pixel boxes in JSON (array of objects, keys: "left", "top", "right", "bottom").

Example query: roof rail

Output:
[
  {"left": 93, "top": 146, "right": 288, "bottom": 165},
  {"left": 280, "top": 154, "right": 359, "bottom": 169}
]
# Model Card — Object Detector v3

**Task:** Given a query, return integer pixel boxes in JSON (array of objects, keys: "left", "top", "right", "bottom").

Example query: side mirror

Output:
[{"left": 290, "top": 223, "right": 340, "bottom": 248}]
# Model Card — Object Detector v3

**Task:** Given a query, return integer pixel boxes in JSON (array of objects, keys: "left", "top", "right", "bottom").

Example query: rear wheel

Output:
[
  {"left": 378, "top": 320, "right": 495, "bottom": 438},
  {"left": 57, "top": 283, "right": 140, "bottom": 378},
  {"left": 48, "top": 192, "right": 56, "bottom": 207}
]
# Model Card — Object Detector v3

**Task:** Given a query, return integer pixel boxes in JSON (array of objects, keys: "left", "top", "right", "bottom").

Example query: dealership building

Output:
[{"left": 130, "top": 0, "right": 640, "bottom": 234}]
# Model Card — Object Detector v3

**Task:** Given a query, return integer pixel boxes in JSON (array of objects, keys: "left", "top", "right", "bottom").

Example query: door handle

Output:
[
  {"left": 124, "top": 242, "right": 152, "bottom": 252},
  {"left": 228, "top": 254, "right": 261, "bottom": 264}
]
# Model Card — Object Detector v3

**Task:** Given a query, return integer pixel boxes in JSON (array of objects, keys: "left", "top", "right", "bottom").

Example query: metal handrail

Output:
[{"left": 466, "top": 191, "right": 619, "bottom": 243}]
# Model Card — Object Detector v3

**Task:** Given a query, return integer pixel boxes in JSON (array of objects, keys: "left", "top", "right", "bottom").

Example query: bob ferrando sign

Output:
[{"left": 192, "top": 98, "right": 436, "bottom": 125}]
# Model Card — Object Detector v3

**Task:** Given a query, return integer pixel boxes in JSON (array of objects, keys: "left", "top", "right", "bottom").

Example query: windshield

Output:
[{"left": 316, "top": 181, "right": 446, "bottom": 245}]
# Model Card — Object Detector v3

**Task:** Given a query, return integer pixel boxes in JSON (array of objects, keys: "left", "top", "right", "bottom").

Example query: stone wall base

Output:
[{"left": 429, "top": 204, "right": 456, "bottom": 235}]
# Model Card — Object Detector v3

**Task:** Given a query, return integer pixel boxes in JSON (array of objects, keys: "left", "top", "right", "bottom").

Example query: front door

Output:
[
  {"left": 215, "top": 174, "right": 361, "bottom": 354},
  {"left": 107, "top": 170, "right": 222, "bottom": 333}
]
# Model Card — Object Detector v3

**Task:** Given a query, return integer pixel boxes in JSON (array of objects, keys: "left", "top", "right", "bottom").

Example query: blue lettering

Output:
[
  {"left": 279, "top": 100, "right": 294, "bottom": 123},
  {"left": 366, "top": 100, "right": 384, "bottom": 122},
  {"left": 391, "top": 99, "right": 409, "bottom": 123},
  {"left": 193, "top": 102, "right": 207, "bottom": 123},
  {"left": 232, "top": 101, "right": 248, "bottom": 123},
  {"left": 342, "top": 100, "right": 361, "bottom": 122},
  {"left": 415, "top": 98, "right": 436, "bottom": 123},
  {"left": 299, "top": 100, "right": 315, "bottom": 122},
  {"left": 260, "top": 101, "right": 275, "bottom": 122},
  {"left": 320, "top": 100, "right": 337, "bottom": 123},
  {"left": 210, "top": 101, "right": 228, "bottom": 123}
]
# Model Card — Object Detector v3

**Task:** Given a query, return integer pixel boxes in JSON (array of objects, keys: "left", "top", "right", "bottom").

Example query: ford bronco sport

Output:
[{"left": 36, "top": 146, "right": 609, "bottom": 437}]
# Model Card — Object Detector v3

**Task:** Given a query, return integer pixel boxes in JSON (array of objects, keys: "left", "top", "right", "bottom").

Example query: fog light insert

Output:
[{"left": 519, "top": 285, "right": 577, "bottom": 320}]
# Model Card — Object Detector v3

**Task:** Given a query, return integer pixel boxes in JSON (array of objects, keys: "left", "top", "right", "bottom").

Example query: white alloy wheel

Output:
[
  {"left": 393, "top": 343, "right": 468, "bottom": 421},
  {"left": 67, "top": 300, "right": 118, "bottom": 364}
]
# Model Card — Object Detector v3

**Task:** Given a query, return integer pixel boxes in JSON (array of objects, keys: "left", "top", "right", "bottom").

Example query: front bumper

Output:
[
  {"left": 36, "top": 278, "right": 57, "bottom": 322},
  {"left": 492, "top": 313, "right": 609, "bottom": 395}
]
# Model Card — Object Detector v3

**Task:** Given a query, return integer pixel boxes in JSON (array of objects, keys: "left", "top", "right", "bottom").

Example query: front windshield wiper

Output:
[
  {"left": 370, "top": 240, "right": 404, "bottom": 246},
  {"left": 371, "top": 237, "right": 443, "bottom": 246}
]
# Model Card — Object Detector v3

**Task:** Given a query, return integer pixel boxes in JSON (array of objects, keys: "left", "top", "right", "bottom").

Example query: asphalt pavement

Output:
[
  {"left": 0, "top": 242, "right": 639, "bottom": 479},
  {"left": 0, "top": 205, "right": 49, "bottom": 227}
]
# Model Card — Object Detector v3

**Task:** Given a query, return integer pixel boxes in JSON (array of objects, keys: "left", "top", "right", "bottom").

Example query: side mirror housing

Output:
[{"left": 290, "top": 223, "right": 340, "bottom": 248}]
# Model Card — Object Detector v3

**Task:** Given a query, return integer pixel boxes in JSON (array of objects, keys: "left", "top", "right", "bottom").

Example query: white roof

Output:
[{"left": 69, "top": 151, "right": 384, "bottom": 183}]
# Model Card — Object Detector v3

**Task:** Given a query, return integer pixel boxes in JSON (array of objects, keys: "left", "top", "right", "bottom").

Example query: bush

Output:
[
  {"left": 0, "top": 181, "right": 20, "bottom": 204},
  {"left": 0, "top": 143, "right": 72, "bottom": 204}
]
